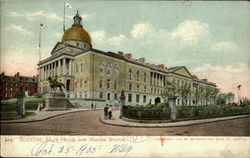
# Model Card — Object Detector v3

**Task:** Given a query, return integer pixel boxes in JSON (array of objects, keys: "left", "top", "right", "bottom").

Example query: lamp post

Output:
[{"left": 237, "top": 85, "right": 241, "bottom": 105}]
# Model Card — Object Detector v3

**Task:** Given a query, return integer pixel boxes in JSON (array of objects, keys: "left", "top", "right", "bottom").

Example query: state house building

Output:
[{"left": 38, "top": 11, "right": 217, "bottom": 106}]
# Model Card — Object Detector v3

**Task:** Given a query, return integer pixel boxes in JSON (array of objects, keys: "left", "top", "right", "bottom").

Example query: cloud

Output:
[
  {"left": 193, "top": 62, "right": 250, "bottom": 98},
  {"left": 8, "top": 10, "right": 62, "bottom": 21},
  {"left": 90, "top": 30, "right": 127, "bottom": 47},
  {"left": 54, "top": 32, "right": 63, "bottom": 39},
  {"left": 5, "top": 24, "right": 32, "bottom": 35},
  {"left": 108, "top": 34, "right": 126, "bottom": 46},
  {"left": 90, "top": 30, "right": 106, "bottom": 43},
  {"left": 130, "top": 23, "right": 153, "bottom": 39},
  {"left": 211, "top": 41, "right": 237, "bottom": 52},
  {"left": 169, "top": 20, "right": 210, "bottom": 46}
]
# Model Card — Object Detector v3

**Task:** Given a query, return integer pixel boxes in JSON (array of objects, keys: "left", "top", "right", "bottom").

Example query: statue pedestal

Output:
[{"left": 44, "top": 92, "right": 69, "bottom": 111}]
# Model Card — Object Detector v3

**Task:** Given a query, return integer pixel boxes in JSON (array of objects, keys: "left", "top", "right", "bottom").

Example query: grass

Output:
[{"left": 1, "top": 98, "right": 45, "bottom": 110}]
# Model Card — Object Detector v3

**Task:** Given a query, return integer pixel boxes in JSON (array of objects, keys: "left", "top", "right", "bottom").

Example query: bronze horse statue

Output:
[{"left": 48, "top": 76, "right": 65, "bottom": 92}]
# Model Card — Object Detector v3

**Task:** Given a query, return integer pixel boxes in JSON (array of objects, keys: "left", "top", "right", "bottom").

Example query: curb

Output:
[
  {"left": 99, "top": 114, "right": 249, "bottom": 128},
  {"left": 0, "top": 108, "right": 103, "bottom": 124}
]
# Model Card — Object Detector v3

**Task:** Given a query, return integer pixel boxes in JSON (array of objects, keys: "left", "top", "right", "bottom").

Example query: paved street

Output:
[{"left": 1, "top": 110, "right": 249, "bottom": 136}]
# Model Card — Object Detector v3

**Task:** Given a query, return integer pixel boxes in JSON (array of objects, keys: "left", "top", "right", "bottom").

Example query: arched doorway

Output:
[
  {"left": 66, "top": 80, "right": 70, "bottom": 91},
  {"left": 154, "top": 97, "right": 161, "bottom": 105}
]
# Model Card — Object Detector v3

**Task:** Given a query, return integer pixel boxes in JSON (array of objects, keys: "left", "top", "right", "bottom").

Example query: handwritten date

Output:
[{"left": 31, "top": 141, "right": 133, "bottom": 156}]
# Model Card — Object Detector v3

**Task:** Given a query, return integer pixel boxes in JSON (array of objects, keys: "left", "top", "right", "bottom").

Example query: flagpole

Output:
[
  {"left": 39, "top": 23, "right": 41, "bottom": 62},
  {"left": 63, "top": 1, "right": 66, "bottom": 32}
]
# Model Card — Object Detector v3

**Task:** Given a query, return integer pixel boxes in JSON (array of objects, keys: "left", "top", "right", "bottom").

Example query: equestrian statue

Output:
[{"left": 48, "top": 76, "right": 65, "bottom": 92}]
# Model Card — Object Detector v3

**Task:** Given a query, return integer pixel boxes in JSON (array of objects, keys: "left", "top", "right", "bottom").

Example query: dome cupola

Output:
[{"left": 62, "top": 10, "right": 92, "bottom": 45}]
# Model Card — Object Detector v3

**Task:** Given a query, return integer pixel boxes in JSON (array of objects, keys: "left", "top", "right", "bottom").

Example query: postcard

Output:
[{"left": 0, "top": 0, "right": 249, "bottom": 157}]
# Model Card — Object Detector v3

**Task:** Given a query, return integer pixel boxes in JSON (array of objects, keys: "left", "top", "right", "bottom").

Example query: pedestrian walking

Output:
[
  {"left": 104, "top": 104, "right": 109, "bottom": 119},
  {"left": 108, "top": 105, "right": 113, "bottom": 119},
  {"left": 37, "top": 103, "right": 43, "bottom": 112},
  {"left": 91, "top": 102, "right": 94, "bottom": 109}
]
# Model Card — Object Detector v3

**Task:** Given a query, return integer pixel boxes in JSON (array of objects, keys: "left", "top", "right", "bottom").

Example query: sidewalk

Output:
[
  {"left": 0, "top": 108, "right": 101, "bottom": 124},
  {"left": 99, "top": 110, "right": 249, "bottom": 128}
]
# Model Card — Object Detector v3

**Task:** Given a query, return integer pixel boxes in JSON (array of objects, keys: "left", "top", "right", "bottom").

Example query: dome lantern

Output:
[
  {"left": 73, "top": 10, "right": 82, "bottom": 27},
  {"left": 62, "top": 10, "right": 92, "bottom": 45}
]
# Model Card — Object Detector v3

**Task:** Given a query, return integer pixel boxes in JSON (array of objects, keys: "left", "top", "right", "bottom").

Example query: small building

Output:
[{"left": 0, "top": 72, "right": 38, "bottom": 100}]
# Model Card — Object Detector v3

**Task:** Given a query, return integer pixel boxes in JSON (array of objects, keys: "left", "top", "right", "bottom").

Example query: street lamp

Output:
[{"left": 237, "top": 85, "right": 241, "bottom": 105}]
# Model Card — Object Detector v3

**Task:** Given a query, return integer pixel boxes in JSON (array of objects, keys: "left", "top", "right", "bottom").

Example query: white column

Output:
[
  {"left": 63, "top": 58, "right": 66, "bottom": 75},
  {"left": 42, "top": 66, "right": 44, "bottom": 81},
  {"left": 46, "top": 65, "right": 49, "bottom": 79},
  {"left": 44, "top": 66, "right": 46, "bottom": 80},
  {"left": 69, "top": 59, "right": 72, "bottom": 76},
  {"left": 38, "top": 67, "right": 41, "bottom": 82},
  {"left": 72, "top": 60, "right": 74, "bottom": 76},
  {"left": 58, "top": 59, "right": 61, "bottom": 76},
  {"left": 49, "top": 64, "right": 52, "bottom": 78}
]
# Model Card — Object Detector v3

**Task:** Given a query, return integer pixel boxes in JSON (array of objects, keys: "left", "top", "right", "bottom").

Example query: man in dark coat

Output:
[{"left": 104, "top": 104, "right": 109, "bottom": 119}]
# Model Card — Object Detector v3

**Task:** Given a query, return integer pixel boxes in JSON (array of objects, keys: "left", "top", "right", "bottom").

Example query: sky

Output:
[{"left": 0, "top": 0, "right": 249, "bottom": 99}]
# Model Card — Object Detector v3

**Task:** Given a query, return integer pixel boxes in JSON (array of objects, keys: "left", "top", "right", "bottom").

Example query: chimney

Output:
[
  {"left": 118, "top": 51, "right": 124, "bottom": 56},
  {"left": 124, "top": 53, "right": 132, "bottom": 59},
  {"left": 138, "top": 57, "right": 145, "bottom": 63},
  {"left": 16, "top": 72, "right": 20, "bottom": 77},
  {"left": 157, "top": 64, "right": 165, "bottom": 69},
  {"left": 201, "top": 79, "right": 207, "bottom": 82},
  {"left": 192, "top": 75, "right": 198, "bottom": 79}
]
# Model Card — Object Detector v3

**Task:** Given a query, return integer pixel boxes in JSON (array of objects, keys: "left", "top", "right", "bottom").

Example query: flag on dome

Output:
[
  {"left": 40, "top": 23, "right": 48, "bottom": 29},
  {"left": 65, "top": 2, "right": 72, "bottom": 8}
]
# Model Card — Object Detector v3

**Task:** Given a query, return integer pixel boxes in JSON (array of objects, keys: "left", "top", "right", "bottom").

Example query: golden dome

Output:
[{"left": 62, "top": 26, "right": 91, "bottom": 44}]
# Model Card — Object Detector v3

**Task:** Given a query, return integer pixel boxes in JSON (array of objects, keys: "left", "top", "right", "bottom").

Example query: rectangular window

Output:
[
  {"left": 107, "top": 79, "right": 110, "bottom": 89},
  {"left": 107, "top": 93, "right": 111, "bottom": 100},
  {"left": 84, "top": 91, "right": 87, "bottom": 98},
  {"left": 143, "top": 95, "right": 146, "bottom": 103},
  {"left": 99, "top": 92, "right": 103, "bottom": 99},
  {"left": 128, "top": 94, "right": 132, "bottom": 102},
  {"left": 114, "top": 93, "right": 117, "bottom": 100},
  {"left": 84, "top": 81, "right": 87, "bottom": 87},
  {"left": 136, "top": 94, "right": 140, "bottom": 103},
  {"left": 99, "top": 80, "right": 103, "bottom": 88}
]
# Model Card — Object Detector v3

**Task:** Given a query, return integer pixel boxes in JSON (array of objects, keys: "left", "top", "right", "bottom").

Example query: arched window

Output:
[
  {"left": 129, "top": 83, "right": 132, "bottom": 91},
  {"left": 114, "top": 80, "right": 117, "bottom": 90},
  {"left": 99, "top": 80, "right": 103, "bottom": 88},
  {"left": 129, "top": 69, "right": 132, "bottom": 80},
  {"left": 144, "top": 85, "right": 147, "bottom": 93},
  {"left": 80, "top": 61, "right": 83, "bottom": 72},
  {"left": 136, "top": 70, "right": 140, "bottom": 81},
  {"left": 107, "top": 79, "right": 111, "bottom": 89},
  {"left": 75, "top": 63, "right": 78, "bottom": 73},
  {"left": 84, "top": 61, "right": 88, "bottom": 72},
  {"left": 144, "top": 72, "right": 147, "bottom": 82},
  {"left": 106, "top": 62, "right": 112, "bottom": 75},
  {"left": 114, "top": 64, "right": 119, "bottom": 76},
  {"left": 137, "top": 84, "right": 140, "bottom": 92},
  {"left": 99, "top": 61, "right": 105, "bottom": 74}
]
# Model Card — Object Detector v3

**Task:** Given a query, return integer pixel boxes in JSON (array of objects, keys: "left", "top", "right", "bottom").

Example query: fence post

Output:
[
  {"left": 168, "top": 96, "right": 177, "bottom": 120},
  {"left": 17, "top": 88, "right": 26, "bottom": 117}
]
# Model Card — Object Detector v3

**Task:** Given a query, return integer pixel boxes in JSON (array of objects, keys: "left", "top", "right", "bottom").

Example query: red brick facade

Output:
[{"left": 0, "top": 72, "right": 38, "bottom": 100}]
